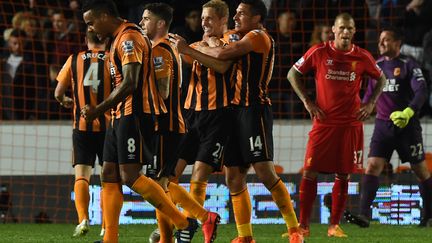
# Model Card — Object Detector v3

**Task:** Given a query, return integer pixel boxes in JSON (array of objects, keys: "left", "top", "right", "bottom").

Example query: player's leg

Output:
[
  {"left": 253, "top": 161, "right": 302, "bottom": 242},
  {"left": 360, "top": 157, "right": 386, "bottom": 216},
  {"left": 299, "top": 169, "right": 318, "bottom": 236},
  {"left": 117, "top": 115, "right": 197, "bottom": 241},
  {"left": 226, "top": 165, "right": 255, "bottom": 243},
  {"left": 327, "top": 173, "right": 349, "bottom": 237},
  {"left": 71, "top": 130, "right": 99, "bottom": 237},
  {"left": 411, "top": 161, "right": 432, "bottom": 226}
]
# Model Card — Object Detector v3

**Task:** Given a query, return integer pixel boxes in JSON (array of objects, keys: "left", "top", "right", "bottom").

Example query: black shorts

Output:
[
  {"left": 72, "top": 129, "right": 105, "bottom": 167},
  {"left": 225, "top": 105, "right": 274, "bottom": 167},
  {"left": 103, "top": 114, "right": 156, "bottom": 164},
  {"left": 147, "top": 131, "right": 185, "bottom": 178},
  {"left": 369, "top": 118, "right": 425, "bottom": 164},
  {"left": 178, "top": 109, "right": 231, "bottom": 170}
]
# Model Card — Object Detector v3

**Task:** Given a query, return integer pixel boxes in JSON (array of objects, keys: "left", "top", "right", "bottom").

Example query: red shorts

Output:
[{"left": 304, "top": 124, "right": 364, "bottom": 174}]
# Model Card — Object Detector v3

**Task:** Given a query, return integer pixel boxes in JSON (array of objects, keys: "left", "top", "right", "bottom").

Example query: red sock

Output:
[
  {"left": 299, "top": 177, "right": 317, "bottom": 227},
  {"left": 330, "top": 177, "right": 349, "bottom": 225}
]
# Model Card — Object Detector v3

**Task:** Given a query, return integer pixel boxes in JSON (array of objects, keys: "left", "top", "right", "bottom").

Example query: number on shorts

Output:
[
  {"left": 127, "top": 138, "right": 136, "bottom": 153},
  {"left": 410, "top": 143, "right": 423, "bottom": 157},
  {"left": 353, "top": 150, "right": 363, "bottom": 164},
  {"left": 83, "top": 62, "right": 100, "bottom": 93},
  {"left": 212, "top": 143, "right": 224, "bottom": 160},
  {"left": 249, "top": 136, "right": 263, "bottom": 151}
]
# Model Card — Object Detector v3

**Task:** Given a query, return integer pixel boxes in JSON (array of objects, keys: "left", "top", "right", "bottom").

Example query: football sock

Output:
[
  {"left": 269, "top": 179, "right": 299, "bottom": 233},
  {"left": 168, "top": 182, "right": 208, "bottom": 222},
  {"left": 157, "top": 190, "right": 174, "bottom": 243},
  {"left": 359, "top": 174, "right": 379, "bottom": 217},
  {"left": 299, "top": 176, "right": 317, "bottom": 227},
  {"left": 184, "top": 180, "right": 207, "bottom": 218},
  {"left": 330, "top": 177, "right": 349, "bottom": 225},
  {"left": 131, "top": 175, "right": 188, "bottom": 229},
  {"left": 103, "top": 182, "right": 123, "bottom": 243},
  {"left": 419, "top": 177, "right": 432, "bottom": 218},
  {"left": 74, "top": 177, "right": 89, "bottom": 223},
  {"left": 231, "top": 188, "right": 253, "bottom": 237}
]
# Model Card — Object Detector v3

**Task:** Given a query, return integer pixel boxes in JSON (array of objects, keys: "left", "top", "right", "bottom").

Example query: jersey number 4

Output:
[{"left": 84, "top": 62, "right": 101, "bottom": 93}]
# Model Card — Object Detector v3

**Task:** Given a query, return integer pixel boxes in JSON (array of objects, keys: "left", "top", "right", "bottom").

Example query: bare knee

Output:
[
  {"left": 253, "top": 161, "right": 279, "bottom": 189},
  {"left": 365, "top": 157, "right": 386, "bottom": 176},
  {"left": 225, "top": 166, "right": 248, "bottom": 192},
  {"left": 191, "top": 161, "right": 213, "bottom": 182},
  {"left": 411, "top": 161, "right": 431, "bottom": 181},
  {"left": 119, "top": 164, "right": 142, "bottom": 187}
]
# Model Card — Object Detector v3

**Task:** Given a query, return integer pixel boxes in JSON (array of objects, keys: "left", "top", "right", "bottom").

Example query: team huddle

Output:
[{"left": 53, "top": 0, "right": 432, "bottom": 242}]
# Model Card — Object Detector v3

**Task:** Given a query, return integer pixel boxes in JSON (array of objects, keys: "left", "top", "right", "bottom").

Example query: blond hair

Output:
[{"left": 203, "top": 0, "right": 229, "bottom": 18}]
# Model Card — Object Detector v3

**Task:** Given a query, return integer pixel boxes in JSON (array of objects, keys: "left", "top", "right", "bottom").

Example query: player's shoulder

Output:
[
  {"left": 355, "top": 45, "right": 375, "bottom": 58},
  {"left": 223, "top": 29, "right": 241, "bottom": 43}
]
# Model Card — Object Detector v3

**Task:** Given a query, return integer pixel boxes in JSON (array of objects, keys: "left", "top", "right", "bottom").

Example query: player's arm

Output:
[
  {"left": 358, "top": 73, "right": 386, "bottom": 121},
  {"left": 196, "top": 34, "right": 253, "bottom": 60},
  {"left": 169, "top": 34, "right": 232, "bottom": 74},
  {"left": 54, "top": 56, "right": 73, "bottom": 108},
  {"left": 287, "top": 67, "right": 325, "bottom": 120},
  {"left": 157, "top": 76, "right": 170, "bottom": 100},
  {"left": 81, "top": 62, "right": 140, "bottom": 121}
]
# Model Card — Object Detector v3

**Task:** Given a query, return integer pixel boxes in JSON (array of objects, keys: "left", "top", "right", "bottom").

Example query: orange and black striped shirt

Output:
[
  {"left": 183, "top": 34, "right": 234, "bottom": 111},
  {"left": 109, "top": 21, "right": 166, "bottom": 118},
  {"left": 152, "top": 35, "right": 186, "bottom": 133},
  {"left": 231, "top": 29, "right": 274, "bottom": 106},
  {"left": 56, "top": 50, "right": 111, "bottom": 132}
]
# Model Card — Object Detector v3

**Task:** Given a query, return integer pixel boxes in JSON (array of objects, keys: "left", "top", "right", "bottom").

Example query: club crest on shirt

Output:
[
  {"left": 122, "top": 40, "right": 134, "bottom": 55},
  {"left": 229, "top": 33, "right": 240, "bottom": 42},
  {"left": 394, "top": 67, "right": 401, "bottom": 76},
  {"left": 153, "top": 56, "right": 164, "bottom": 69},
  {"left": 351, "top": 61, "right": 357, "bottom": 71}
]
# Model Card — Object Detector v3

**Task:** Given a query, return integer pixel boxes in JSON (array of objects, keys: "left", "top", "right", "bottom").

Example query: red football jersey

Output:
[{"left": 294, "top": 41, "right": 382, "bottom": 125}]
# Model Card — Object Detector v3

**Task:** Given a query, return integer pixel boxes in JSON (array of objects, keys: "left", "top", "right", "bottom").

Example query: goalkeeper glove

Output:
[{"left": 389, "top": 107, "right": 414, "bottom": 128}]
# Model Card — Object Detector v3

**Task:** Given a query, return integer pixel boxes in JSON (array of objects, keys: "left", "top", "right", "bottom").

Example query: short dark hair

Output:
[
  {"left": 82, "top": 0, "right": 119, "bottom": 17},
  {"left": 143, "top": 3, "right": 174, "bottom": 28},
  {"left": 86, "top": 31, "right": 105, "bottom": 45},
  {"left": 381, "top": 26, "right": 403, "bottom": 42},
  {"left": 241, "top": 0, "right": 267, "bottom": 22}
]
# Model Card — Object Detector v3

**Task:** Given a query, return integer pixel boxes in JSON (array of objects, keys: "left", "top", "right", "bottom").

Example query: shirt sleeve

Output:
[
  {"left": 293, "top": 45, "right": 318, "bottom": 75},
  {"left": 56, "top": 55, "right": 72, "bottom": 86},
  {"left": 117, "top": 31, "right": 146, "bottom": 65},
  {"left": 153, "top": 47, "right": 173, "bottom": 81},
  {"left": 362, "top": 50, "right": 382, "bottom": 80},
  {"left": 408, "top": 60, "right": 427, "bottom": 112}
]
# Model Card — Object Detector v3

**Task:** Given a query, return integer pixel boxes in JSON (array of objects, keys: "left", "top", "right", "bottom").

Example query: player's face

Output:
[
  {"left": 140, "top": 10, "right": 158, "bottom": 40},
  {"left": 83, "top": 10, "right": 109, "bottom": 40},
  {"left": 378, "top": 31, "right": 400, "bottom": 58},
  {"left": 201, "top": 7, "right": 226, "bottom": 37},
  {"left": 332, "top": 18, "right": 355, "bottom": 49},
  {"left": 233, "top": 3, "right": 257, "bottom": 34}
]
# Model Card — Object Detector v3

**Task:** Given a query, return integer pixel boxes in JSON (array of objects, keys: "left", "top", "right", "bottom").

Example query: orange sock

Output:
[
  {"left": 131, "top": 175, "right": 188, "bottom": 229},
  {"left": 168, "top": 182, "right": 208, "bottom": 222},
  {"left": 270, "top": 179, "right": 299, "bottom": 233},
  {"left": 100, "top": 186, "right": 105, "bottom": 230},
  {"left": 74, "top": 177, "right": 89, "bottom": 223},
  {"left": 231, "top": 188, "right": 252, "bottom": 237},
  {"left": 184, "top": 180, "right": 207, "bottom": 218},
  {"left": 157, "top": 191, "right": 174, "bottom": 243},
  {"left": 103, "top": 182, "right": 123, "bottom": 243}
]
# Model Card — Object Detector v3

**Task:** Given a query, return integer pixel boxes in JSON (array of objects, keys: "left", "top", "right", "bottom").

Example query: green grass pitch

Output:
[{"left": 0, "top": 223, "right": 431, "bottom": 242}]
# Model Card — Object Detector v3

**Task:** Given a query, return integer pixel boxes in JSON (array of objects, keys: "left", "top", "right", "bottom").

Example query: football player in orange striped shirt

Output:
[
  {"left": 140, "top": 3, "right": 220, "bottom": 243},
  {"left": 170, "top": 0, "right": 303, "bottom": 242},
  {"left": 54, "top": 31, "right": 110, "bottom": 237},
  {"left": 81, "top": 1, "right": 198, "bottom": 242}
]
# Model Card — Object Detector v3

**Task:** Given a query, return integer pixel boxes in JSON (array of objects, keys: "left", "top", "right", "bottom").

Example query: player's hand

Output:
[
  {"left": 207, "top": 36, "right": 223, "bottom": 47},
  {"left": 59, "top": 96, "right": 73, "bottom": 108},
  {"left": 304, "top": 99, "right": 325, "bottom": 121},
  {"left": 389, "top": 107, "right": 414, "bottom": 128},
  {"left": 168, "top": 33, "right": 188, "bottom": 53},
  {"left": 357, "top": 102, "right": 374, "bottom": 121},
  {"left": 80, "top": 104, "right": 98, "bottom": 122}
]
